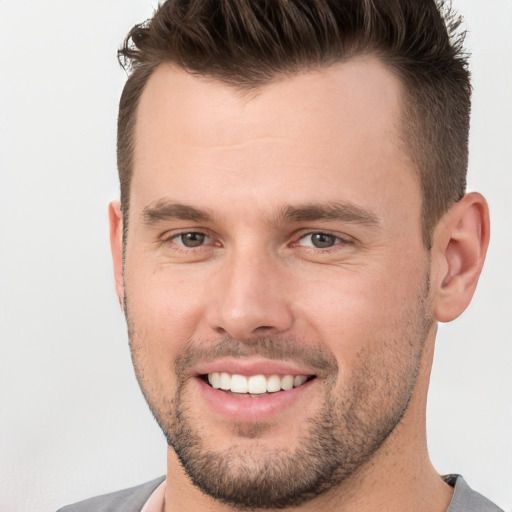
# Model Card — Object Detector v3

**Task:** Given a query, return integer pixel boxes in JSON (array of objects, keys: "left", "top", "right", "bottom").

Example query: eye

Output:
[
  {"left": 173, "top": 232, "right": 210, "bottom": 248},
  {"left": 298, "top": 232, "right": 341, "bottom": 249}
]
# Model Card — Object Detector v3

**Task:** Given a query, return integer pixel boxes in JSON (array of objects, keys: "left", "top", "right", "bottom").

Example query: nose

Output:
[{"left": 206, "top": 249, "right": 294, "bottom": 340}]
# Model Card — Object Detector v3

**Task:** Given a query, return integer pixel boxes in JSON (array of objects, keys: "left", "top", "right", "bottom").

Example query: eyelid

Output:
[
  {"left": 298, "top": 233, "right": 338, "bottom": 249},
  {"left": 161, "top": 228, "right": 218, "bottom": 247},
  {"left": 175, "top": 233, "right": 210, "bottom": 247},
  {"left": 158, "top": 228, "right": 353, "bottom": 251},
  {"left": 293, "top": 230, "right": 354, "bottom": 245}
]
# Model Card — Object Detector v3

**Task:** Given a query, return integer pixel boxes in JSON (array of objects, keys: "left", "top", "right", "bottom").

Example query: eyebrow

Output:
[
  {"left": 142, "top": 200, "right": 215, "bottom": 224},
  {"left": 276, "top": 202, "right": 380, "bottom": 226},
  {"left": 141, "top": 199, "right": 380, "bottom": 228}
]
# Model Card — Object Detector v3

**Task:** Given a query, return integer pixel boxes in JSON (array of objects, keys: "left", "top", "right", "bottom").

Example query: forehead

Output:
[
  {"left": 131, "top": 57, "right": 418, "bottom": 223},
  {"left": 135, "top": 56, "right": 404, "bottom": 152}
]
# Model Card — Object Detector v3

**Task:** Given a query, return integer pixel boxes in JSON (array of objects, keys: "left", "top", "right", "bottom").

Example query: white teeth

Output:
[
  {"left": 206, "top": 372, "right": 310, "bottom": 394},
  {"left": 231, "top": 374, "right": 248, "bottom": 393},
  {"left": 248, "top": 375, "right": 267, "bottom": 394},
  {"left": 219, "top": 372, "right": 231, "bottom": 390},
  {"left": 281, "top": 375, "right": 294, "bottom": 391},
  {"left": 266, "top": 374, "right": 281, "bottom": 393},
  {"left": 208, "top": 372, "right": 221, "bottom": 389},
  {"left": 294, "top": 375, "right": 307, "bottom": 387}
]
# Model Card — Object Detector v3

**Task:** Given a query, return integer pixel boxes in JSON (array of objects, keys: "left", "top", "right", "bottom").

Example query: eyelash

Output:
[
  {"left": 294, "top": 232, "right": 347, "bottom": 250},
  {"left": 163, "top": 231, "right": 217, "bottom": 250},
  {"left": 162, "top": 230, "right": 352, "bottom": 253},
  {"left": 291, "top": 231, "right": 355, "bottom": 255}
]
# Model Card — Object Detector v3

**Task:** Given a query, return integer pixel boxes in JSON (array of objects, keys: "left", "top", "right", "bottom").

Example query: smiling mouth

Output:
[{"left": 202, "top": 372, "right": 316, "bottom": 396}]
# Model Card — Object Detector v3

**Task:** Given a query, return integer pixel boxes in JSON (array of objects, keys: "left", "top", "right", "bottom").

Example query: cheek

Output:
[
  {"left": 126, "top": 263, "right": 210, "bottom": 335},
  {"left": 123, "top": 265, "right": 213, "bottom": 395},
  {"left": 295, "top": 257, "right": 428, "bottom": 362}
]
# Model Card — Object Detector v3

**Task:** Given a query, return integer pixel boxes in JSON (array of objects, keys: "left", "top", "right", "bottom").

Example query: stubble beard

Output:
[{"left": 125, "top": 280, "right": 433, "bottom": 510}]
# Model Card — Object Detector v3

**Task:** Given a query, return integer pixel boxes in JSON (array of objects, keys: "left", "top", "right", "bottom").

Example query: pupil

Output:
[
  {"left": 312, "top": 233, "right": 336, "bottom": 248},
  {"left": 182, "top": 233, "right": 205, "bottom": 247}
]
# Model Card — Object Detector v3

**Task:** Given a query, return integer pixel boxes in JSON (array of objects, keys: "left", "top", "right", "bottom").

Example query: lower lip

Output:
[{"left": 196, "top": 377, "right": 315, "bottom": 422}]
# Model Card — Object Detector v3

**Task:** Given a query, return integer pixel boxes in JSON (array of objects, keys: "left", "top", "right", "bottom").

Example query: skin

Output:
[{"left": 110, "top": 57, "right": 489, "bottom": 511}]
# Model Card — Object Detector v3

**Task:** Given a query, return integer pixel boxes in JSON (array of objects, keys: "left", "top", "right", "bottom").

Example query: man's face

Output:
[{"left": 116, "top": 58, "right": 435, "bottom": 508}]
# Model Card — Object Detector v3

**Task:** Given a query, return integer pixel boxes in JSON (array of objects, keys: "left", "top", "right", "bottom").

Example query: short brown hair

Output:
[{"left": 117, "top": 0, "right": 470, "bottom": 248}]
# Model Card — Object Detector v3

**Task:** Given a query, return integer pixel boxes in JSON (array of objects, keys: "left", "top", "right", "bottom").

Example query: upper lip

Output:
[{"left": 194, "top": 358, "right": 317, "bottom": 377}]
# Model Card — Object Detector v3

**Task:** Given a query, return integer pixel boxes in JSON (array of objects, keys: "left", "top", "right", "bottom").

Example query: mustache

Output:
[{"left": 174, "top": 336, "right": 338, "bottom": 377}]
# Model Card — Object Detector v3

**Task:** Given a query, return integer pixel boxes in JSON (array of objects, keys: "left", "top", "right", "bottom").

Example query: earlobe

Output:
[
  {"left": 108, "top": 200, "right": 125, "bottom": 309},
  {"left": 432, "top": 193, "right": 490, "bottom": 323}
]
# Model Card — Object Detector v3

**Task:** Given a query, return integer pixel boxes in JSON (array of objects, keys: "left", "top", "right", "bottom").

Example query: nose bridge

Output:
[{"left": 208, "top": 241, "right": 293, "bottom": 339}]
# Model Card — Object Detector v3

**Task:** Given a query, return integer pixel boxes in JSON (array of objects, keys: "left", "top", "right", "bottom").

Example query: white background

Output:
[{"left": 0, "top": 1, "right": 510, "bottom": 511}]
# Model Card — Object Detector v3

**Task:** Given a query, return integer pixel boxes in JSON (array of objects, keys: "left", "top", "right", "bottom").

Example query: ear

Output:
[
  {"left": 108, "top": 200, "right": 125, "bottom": 308},
  {"left": 432, "top": 192, "right": 490, "bottom": 322}
]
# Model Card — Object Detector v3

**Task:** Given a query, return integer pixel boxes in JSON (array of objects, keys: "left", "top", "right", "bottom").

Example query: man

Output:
[{"left": 59, "top": 0, "right": 502, "bottom": 510}]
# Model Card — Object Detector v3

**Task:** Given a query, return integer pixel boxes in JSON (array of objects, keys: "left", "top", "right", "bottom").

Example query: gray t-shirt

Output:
[
  {"left": 445, "top": 475, "right": 504, "bottom": 512},
  {"left": 57, "top": 474, "right": 503, "bottom": 511}
]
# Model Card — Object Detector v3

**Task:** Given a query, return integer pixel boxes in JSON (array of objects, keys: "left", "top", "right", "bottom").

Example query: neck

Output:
[{"left": 163, "top": 430, "right": 452, "bottom": 512}]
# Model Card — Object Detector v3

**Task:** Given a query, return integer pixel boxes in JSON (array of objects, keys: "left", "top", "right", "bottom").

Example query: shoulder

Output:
[
  {"left": 56, "top": 476, "right": 165, "bottom": 512},
  {"left": 445, "top": 475, "right": 504, "bottom": 512}
]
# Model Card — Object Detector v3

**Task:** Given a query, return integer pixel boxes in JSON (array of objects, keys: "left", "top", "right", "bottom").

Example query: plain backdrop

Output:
[{"left": 0, "top": 1, "right": 511, "bottom": 511}]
